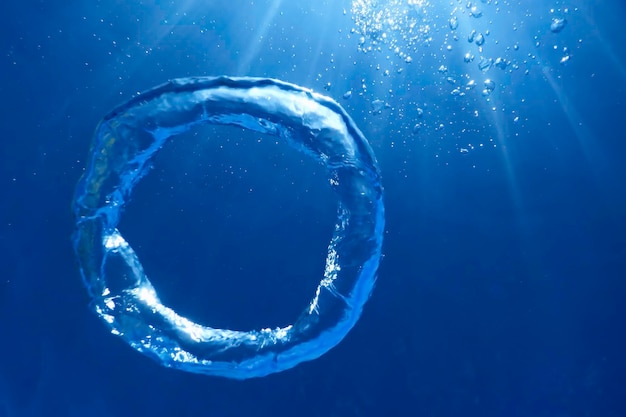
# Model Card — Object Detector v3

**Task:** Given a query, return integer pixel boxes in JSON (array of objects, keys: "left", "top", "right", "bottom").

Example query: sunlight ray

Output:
[{"left": 236, "top": 0, "right": 284, "bottom": 75}]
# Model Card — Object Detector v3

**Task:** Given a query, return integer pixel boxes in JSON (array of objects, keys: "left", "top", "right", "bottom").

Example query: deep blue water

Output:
[{"left": 1, "top": 0, "right": 625, "bottom": 416}]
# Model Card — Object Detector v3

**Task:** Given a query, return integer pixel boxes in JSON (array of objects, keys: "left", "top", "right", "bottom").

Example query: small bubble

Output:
[
  {"left": 468, "top": 30, "right": 476, "bottom": 43},
  {"left": 449, "top": 16, "right": 459, "bottom": 30},
  {"left": 478, "top": 57, "right": 493, "bottom": 72},
  {"left": 494, "top": 57, "right": 508, "bottom": 69},
  {"left": 482, "top": 79, "right": 496, "bottom": 96},
  {"left": 550, "top": 18, "right": 567, "bottom": 33},
  {"left": 343, "top": 90, "right": 352, "bottom": 99},
  {"left": 470, "top": 6, "right": 482, "bottom": 18},
  {"left": 371, "top": 99, "right": 388, "bottom": 113}
]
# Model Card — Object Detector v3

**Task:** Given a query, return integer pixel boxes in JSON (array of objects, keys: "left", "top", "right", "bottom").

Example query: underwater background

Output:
[{"left": 1, "top": 0, "right": 625, "bottom": 416}]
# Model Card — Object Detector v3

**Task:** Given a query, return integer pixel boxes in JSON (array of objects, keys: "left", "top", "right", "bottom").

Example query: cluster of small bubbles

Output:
[
  {"left": 549, "top": 8, "right": 575, "bottom": 64},
  {"left": 411, "top": 105, "right": 426, "bottom": 134},
  {"left": 346, "top": 0, "right": 581, "bottom": 160},
  {"left": 449, "top": 76, "right": 486, "bottom": 98},
  {"left": 459, "top": 143, "right": 477, "bottom": 154},
  {"left": 350, "top": 0, "right": 433, "bottom": 59}
]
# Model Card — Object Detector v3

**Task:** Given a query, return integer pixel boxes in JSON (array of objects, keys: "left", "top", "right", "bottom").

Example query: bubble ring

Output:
[{"left": 73, "top": 76, "right": 384, "bottom": 379}]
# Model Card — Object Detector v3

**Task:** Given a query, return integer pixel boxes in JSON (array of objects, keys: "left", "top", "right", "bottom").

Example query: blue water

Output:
[{"left": 1, "top": 1, "right": 625, "bottom": 416}]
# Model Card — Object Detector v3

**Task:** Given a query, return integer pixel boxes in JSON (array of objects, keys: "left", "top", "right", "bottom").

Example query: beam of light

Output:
[
  {"left": 445, "top": 2, "right": 524, "bottom": 212},
  {"left": 577, "top": 2, "right": 626, "bottom": 84},
  {"left": 541, "top": 65, "right": 612, "bottom": 186},
  {"left": 236, "top": 0, "right": 284, "bottom": 75}
]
